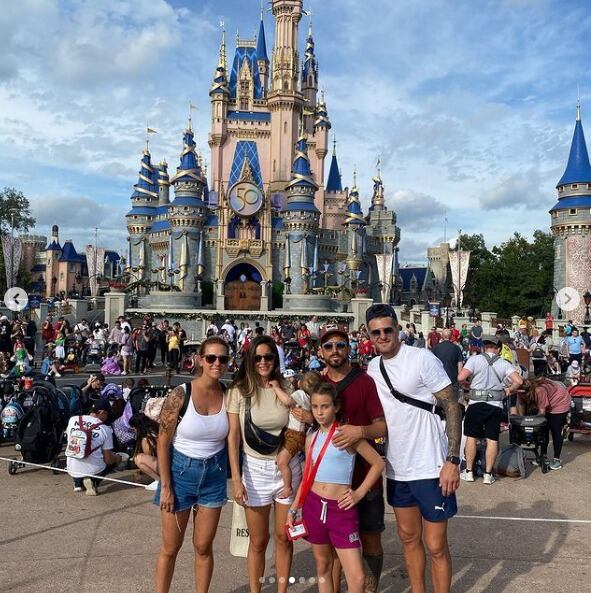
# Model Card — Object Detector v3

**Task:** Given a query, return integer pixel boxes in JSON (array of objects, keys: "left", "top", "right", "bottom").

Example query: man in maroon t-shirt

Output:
[
  {"left": 427, "top": 326, "right": 441, "bottom": 349},
  {"left": 319, "top": 328, "right": 387, "bottom": 593}
]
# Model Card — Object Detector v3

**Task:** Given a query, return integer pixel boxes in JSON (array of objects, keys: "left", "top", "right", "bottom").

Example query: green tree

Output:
[
  {"left": 472, "top": 231, "right": 554, "bottom": 318},
  {"left": 454, "top": 233, "right": 493, "bottom": 309},
  {"left": 0, "top": 187, "right": 35, "bottom": 233},
  {"left": 0, "top": 187, "right": 36, "bottom": 292}
]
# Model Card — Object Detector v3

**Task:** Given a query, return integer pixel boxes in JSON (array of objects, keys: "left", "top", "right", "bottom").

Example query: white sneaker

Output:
[
  {"left": 145, "top": 480, "right": 159, "bottom": 491},
  {"left": 83, "top": 477, "right": 97, "bottom": 496},
  {"left": 461, "top": 470, "right": 474, "bottom": 482},
  {"left": 121, "top": 371, "right": 127, "bottom": 375},
  {"left": 549, "top": 460, "right": 563, "bottom": 471},
  {"left": 54, "top": 372, "right": 62, "bottom": 377},
  {"left": 73, "top": 486, "right": 84, "bottom": 492},
  {"left": 483, "top": 473, "right": 496, "bottom": 485}
]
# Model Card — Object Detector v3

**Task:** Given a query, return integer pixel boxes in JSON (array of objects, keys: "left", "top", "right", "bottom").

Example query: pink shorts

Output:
[{"left": 302, "top": 490, "right": 361, "bottom": 549}]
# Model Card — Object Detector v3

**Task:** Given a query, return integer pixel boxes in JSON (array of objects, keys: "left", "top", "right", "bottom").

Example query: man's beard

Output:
[{"left": 326, "top": 355, "right": 347, "bottom": 369}]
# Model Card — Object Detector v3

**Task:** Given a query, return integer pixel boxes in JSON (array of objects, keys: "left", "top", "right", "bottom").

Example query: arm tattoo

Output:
[
  {"left": 159, "top": 385, "right": 184, "bottom": 436},
  {"left": 433, "top": 385, "right": 462, "bottom": 458}
]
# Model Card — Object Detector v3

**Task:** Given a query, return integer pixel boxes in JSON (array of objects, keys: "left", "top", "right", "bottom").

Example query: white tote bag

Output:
[
  {"left": 229, "top": 502, "right": 275, "bottom": 559},
  {"left": 230, "top": 502, "right": 250, "bottom": 557}
]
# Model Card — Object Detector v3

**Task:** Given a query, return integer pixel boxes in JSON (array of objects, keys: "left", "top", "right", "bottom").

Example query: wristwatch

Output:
[
  {"left": 288, "top": 509, "right": 298, "bottom": 517},
  {"left": 446, "top": 455, "right": 461, "bottom": 465}
]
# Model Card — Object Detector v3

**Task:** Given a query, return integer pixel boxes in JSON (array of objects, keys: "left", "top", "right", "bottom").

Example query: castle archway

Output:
[{"left": 223, "top": 262, "right": 264, "bottom": 311}]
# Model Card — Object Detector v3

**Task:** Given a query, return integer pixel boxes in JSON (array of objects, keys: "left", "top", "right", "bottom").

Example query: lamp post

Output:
[
  {"left": 442, "top": 294, "right": 451, "bottom": 328},
  {"left": 584, "top": 290, "right": 591, "bottom": 326}
]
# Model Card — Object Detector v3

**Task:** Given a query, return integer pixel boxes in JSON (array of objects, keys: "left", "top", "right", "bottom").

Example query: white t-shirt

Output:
[
  {"left": 367, "top": 345, "right": 451, "bottom": 481},
  {"left": 464, "top": 354, "right": 516, "bottom": 409},
  {"left": 221, "top": 323, "right": 236, "bottom": 340},
  {"left": 287, "top": 389, "right": 311, "bottom": 431},
  {"left": 66, "top": 415, "right": 114, "bottom": 478}
]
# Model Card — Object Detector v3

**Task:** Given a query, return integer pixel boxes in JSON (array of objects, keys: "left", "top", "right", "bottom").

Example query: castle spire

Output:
[
  {"left": 325, "top": 136, "right": 342, "bottom": 193},
  {"left": 345, "top": 184, "right": 366, "bottom": 225},
  {"left": 284, "top": 132, "right": 320, "bottom": 210},
  {"left": 256, "top": 6, "right": 268, "bottom": 63},
  {"left": 370, "top": 155, "right": 385, "bottom": 211},
  {"left": 556, "top": 101, "right": 591, "bottom": 187},
  {"left": 210, "top": 23, "right": 230, "bottom": 97}
]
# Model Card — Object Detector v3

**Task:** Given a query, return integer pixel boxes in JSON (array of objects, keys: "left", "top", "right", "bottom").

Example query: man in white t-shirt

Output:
[
  {"left": 366, "top": 304, "right": 462, "bottom": 593},
  {"left": 66, "top": 400, "right": 124, "bottom": 496},
  {"left": 457, "top": 335, "right": 523, "bottom": 485}
]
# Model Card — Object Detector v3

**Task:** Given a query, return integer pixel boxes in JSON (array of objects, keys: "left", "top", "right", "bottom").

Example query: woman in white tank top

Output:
[{"left": 154, "top": 336, "right": 230, "bottom": 593}]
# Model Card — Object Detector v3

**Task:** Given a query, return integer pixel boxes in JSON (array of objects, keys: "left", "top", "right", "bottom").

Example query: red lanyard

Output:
[{"left": 297, "top": 421, "right": 338, "bottom": 507}]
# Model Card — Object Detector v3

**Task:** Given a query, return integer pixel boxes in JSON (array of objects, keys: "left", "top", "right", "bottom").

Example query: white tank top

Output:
[{"left": 173, "top": 384, "right": 229, "bottom": 459}]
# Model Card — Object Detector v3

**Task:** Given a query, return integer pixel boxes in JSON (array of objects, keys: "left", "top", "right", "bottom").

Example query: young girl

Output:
[
  {"left": 287, "top": 383, "right": 385, "bottom": 593},
  {"left": 129, "top": 413, "right": 160, "bottom": 490},
  {"left": 269, "top": 371, "right": 321, "bottom": 498}
]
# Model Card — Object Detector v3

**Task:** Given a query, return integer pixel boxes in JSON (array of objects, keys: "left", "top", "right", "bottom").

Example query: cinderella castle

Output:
[{"left": 125, "top": 0, "right": 400, "bottom": 313}]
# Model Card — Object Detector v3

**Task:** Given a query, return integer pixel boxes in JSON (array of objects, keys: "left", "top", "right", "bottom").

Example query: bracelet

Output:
[
  {"left": 360, "top": 426, "right": 366, "bottom": 439},
  {"left": 288, "top": 509, "right": 298, "bottom": 517}
]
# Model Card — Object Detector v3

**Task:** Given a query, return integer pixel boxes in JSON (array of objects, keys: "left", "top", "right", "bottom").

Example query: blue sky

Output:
[{"left": 0, "top": 0, "right": 589, "bottom": 263}]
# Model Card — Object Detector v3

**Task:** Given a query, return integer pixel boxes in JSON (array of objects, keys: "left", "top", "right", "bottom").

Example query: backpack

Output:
[
  {"left": 495, "top": 444, "right": 526, "bottom": 478},
  {"left": 65, "top": 416, "right": 103, "bottom": 459},
  {"left": 405, "top": 333, "right": 415, "bottom": 346},
  {"left": 532, "top": 346, "right": 545, "bottom": 359}
]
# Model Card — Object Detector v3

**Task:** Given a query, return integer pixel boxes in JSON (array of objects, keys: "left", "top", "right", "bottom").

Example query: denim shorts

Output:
[{"left": 154, "top": 446, "right": 228, "bottom": 512}]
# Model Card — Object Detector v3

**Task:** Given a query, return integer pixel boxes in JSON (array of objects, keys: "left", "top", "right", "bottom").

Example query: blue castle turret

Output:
[
  {"left": 282, "top": 133, "right": 320, "bottom": 295},
  {"left": 550, "top": 102, "right": 591, "bottom": 323}
]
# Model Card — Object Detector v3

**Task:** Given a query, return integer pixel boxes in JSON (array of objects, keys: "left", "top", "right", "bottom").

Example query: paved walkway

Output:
[{"left": 1, "top": 433, "right": 590, "bottom": 592}]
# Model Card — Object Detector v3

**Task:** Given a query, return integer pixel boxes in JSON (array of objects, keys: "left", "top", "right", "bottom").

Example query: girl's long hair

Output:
[
  {"left": 231, "top": 335, "right": 282, "bottom": 399},
  {"left": 130, "top": 414, "right": 159, "bottom": 457}
]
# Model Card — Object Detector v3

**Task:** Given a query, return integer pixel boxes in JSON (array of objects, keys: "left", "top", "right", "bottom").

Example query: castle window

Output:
[
  {"left": 284, "top": 121, "right": 287, "bottom": 134},
  {"left": 569, "top": 209, "right": 577, "bottom": 215},
  {"left": 572, "top": 184, "right": 578, "bottom": 189}
]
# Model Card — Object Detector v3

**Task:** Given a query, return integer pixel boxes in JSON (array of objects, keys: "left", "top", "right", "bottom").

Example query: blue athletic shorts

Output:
[
  {"left": 154, "top": 446, "right": 228, "bottom": 512},
  {"left": 387, "top": 478, "right": 457, "bottom": 522}
]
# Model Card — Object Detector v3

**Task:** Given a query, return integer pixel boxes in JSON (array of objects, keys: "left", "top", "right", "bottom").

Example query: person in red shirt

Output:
[
  {"left": 450, "top": 324, "right": 460, "bottom": 343},
  {"left": 427, "top": 326, "right": 441, "bottom": 349},
  {"left": 545, "top": 312, "right": 554, "bottom": 331},
  {"left": 319, "top": 328, "right": 387, "bottom": 593}
]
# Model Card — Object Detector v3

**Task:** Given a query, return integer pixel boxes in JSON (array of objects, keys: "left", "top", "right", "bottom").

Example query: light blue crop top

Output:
[{"left": 310, "top": 429, "right": 356, "bottom": 485}]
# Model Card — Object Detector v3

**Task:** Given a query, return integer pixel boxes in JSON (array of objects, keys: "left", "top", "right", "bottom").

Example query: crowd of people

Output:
[{"left": 38, "top": 315, "right": 190, "bottom": 377}]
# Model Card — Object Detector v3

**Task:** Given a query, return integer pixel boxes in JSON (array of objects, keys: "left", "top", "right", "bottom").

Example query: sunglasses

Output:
[
  {"left": 203, "top": 354, "right": 230, "bottom": 365},
  {"left": 322, "top": 341, "right": 348, "bottom": 350},
  {"left": 254, "top": 354, "right": 276, "bottom": 363},
  {"left": 370, "top": 327, "right": 396, "bottom": 337}
]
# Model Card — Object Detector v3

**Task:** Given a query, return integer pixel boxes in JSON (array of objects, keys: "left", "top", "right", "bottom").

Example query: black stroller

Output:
[
  {"left": 8, "top": 381, "right": 70, "bottom": 475},
  {"left": 509, "top": 415, "right": 550, "bottom": 473}
]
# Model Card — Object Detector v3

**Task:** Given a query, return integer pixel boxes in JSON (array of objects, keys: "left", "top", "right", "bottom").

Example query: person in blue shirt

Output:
[{"left": 565, "top": 328, "right": 586, "bottom": 364}]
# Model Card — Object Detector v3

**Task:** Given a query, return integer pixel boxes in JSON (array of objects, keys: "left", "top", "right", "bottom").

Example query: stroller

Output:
[
  {"left": 8, "top": 381, "right": 70, "bottom": 475},
  {"left": 566, "top": 383, "right": 591, "bottom": 441},
  {"left": 509, "top": 415, "right": 550, "bottom": 473},
  {"left": 85, "top": 338, "right": 106, "bottom": 366}
]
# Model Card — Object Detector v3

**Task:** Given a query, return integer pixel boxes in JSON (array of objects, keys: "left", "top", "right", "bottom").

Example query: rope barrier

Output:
[{"left": 0, "top": 455, "right": 151, "bottom": 489}]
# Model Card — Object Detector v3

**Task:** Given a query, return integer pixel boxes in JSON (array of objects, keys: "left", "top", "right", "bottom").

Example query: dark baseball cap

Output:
[
  {"left": 320, "top": 327, "right": 349, "bottom": 343},
  {"left": 482, "top": 335, "right": 501, "bottom": 346},
  {"left": 91, "top": 400, "right": 112, "bottom": 416}
]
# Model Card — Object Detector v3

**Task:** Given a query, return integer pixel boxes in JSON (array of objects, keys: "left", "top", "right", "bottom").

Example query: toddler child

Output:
[{"left": 269, "top": 371, "right": 321, "bottom": 498}]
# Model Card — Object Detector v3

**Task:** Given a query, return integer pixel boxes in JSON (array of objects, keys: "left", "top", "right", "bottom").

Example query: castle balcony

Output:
[{"left": 225, "top": 239, "right": 264, "bottom": 258}]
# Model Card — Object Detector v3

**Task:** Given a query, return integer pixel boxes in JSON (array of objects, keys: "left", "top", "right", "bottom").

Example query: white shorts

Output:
[{"left": 242, "top": 453, "right": 302, "bottom": 507}]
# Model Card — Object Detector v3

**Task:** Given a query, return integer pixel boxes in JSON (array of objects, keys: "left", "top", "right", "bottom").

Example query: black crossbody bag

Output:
[
  {"left": 378, "top": 357, "right": 445, "bottom": 420},
  {"left": 244, "top": 395, "right": 284, "bottom": 455}
]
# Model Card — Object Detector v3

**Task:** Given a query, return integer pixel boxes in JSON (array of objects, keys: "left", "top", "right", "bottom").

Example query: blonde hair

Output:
[{"left": 299, "top": 371, "right": 322, "bottom": 395}]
